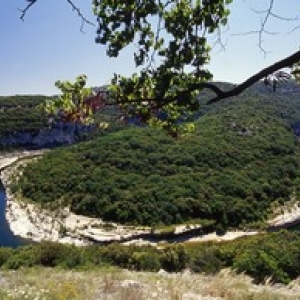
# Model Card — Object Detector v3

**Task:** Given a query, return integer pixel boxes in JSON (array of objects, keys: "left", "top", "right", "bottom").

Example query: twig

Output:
[
  {"left": 19, "top": 0, "right": 94, "bottom": 31},
  {"left": 19, "top": 0, "right": 38, "bottom": 21},
  {"left": 233, "top": 0, "right": 299, "bottom": 55},
  {"left": 66, "top": 0, "right": 95, "bottom": 32}
]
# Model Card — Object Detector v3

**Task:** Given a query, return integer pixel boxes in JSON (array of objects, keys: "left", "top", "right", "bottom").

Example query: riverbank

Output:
[
  {"left": 0, "top": 154, "right": 92, "bottom": 245},
  {"left": 2, "top": 150, "right": 298, "bottom": 246},
  {"left": 0, "top": 150, "right": 45, "bottom": 170}
]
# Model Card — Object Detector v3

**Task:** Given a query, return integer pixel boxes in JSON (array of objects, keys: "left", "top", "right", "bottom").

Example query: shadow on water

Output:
[{"left": 0, "top": 188, "right": 29, "bottom": 248}]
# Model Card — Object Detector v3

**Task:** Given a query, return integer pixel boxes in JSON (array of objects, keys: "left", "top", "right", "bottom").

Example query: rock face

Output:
[{"left": 0, "top": 123, "right": 94, "bottom": 149}]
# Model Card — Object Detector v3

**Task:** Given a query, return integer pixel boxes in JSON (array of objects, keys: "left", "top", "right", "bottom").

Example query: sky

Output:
[{"left": 1, "top": 0, "right": 299, "bottom": 96}]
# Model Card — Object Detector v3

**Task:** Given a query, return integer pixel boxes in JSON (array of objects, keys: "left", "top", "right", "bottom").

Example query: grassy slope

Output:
[
  {"left": 0, "top": 267, "right": 299, "bottom": 300},
  {"left": 15, "top": 88, "right": 300, "bottom": 228}
]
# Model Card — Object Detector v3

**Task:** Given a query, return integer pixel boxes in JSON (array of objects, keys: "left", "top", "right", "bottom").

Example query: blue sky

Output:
[{"left": 1, "top": 0, "right": 299, "bottom": 95}]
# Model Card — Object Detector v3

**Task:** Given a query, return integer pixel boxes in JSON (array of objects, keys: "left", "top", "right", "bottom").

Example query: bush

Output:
[
  {"left": 35, "top": 242, "right": 67, "bottom": 267},
  {"left": 4, "top": 246, "right": 37, "bottom": 269},
  {"left": 101, "top": 244, "right": 135, "bottom": 268},
  {"left": 215, "top": 223, "right": 227, "bottom": 236},
  {"left": 189, "top": 247, "right": 223, "bottom": 274},
  {"left": 58, "top": 246, "right": 84, "bottom": 269},
  {"left": 82, "top": 245, "right": 105, "bottom": 267},
  {"left": 0, "top": 248, "right": 14, "bottom": 267},
  {"left": 233, "top": 249, "right": 290, "bottom": 284},
  {"left": 160, "top": 245, "right": 188, "bottom": 272},
  {"left": 132, "top": 251, "right": 161, "bottom": 271}
]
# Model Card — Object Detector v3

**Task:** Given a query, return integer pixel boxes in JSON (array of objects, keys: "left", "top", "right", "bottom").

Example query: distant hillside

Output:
[
  {"left": 0, "top": 95, "right": 123, "bottom": 150},
  {"left": 0, "top": 95, "right": 49, "bottom": 136},
  {"left": 14, "top": 84, "right": 300, "bottom": 229},
  {"left": 250, "top": 79, "right": 300, "bottom": 96}
]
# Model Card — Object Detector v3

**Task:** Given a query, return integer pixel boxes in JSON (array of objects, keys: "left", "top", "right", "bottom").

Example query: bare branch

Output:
[
  {"left": 255, "top": 0, "right": 275, "bottom": 54},
  {"left": 212, "top": 26, "right": 228, "bottom": 52},
  {"left": 19, "top": 0, "right": 38, "bottom": 21},
  {"left": 289, "top": 24, "right": 300, "bottom": 34},
  {"left": 19, "top": 0, "right": 94, "bottom": 31},
  {"left": 268, "top": 12, "right": 300, "bottom": 22},
  {"left": 234, "top": 0, "right": 300, "bottom": 54},
  {"left": 251, "top": 7, "right": 300, "bottom": 22},
  {"left": 66, "top": 0, "right": 95, "bottom": 32},
  {"left": 206, "top": 49, "right": 300, "bottom": 104}
]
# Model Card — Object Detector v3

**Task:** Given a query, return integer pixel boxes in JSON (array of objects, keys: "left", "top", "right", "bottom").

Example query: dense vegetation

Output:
[
  {"left": 15, "top": 85, "right": 300, "bottom": 229},
  {"left": 0, "top": 95, "right": 49, "bottom": 137},
  {"left": 1, "top": 231, "right": 300, "bottom": 284}
]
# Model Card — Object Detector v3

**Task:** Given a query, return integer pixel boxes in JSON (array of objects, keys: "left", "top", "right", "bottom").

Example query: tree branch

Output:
[
  {"left": 105, "top": 50, "right": 300, "bottom": 107},
  {"left": 19, "top": 0, "right": 94, "bottom": 31},
  {"left": 19, "top": 0, "right": 38, "bottom": 21},
  {"left": 66, "top": 0, "right": 95, "bottom": 32},
  {"left": 206, "top": 49, "right": 300, "bottom": 104},
  {"left": 233, "top": 0, "right": 300, "bottom": 55}
]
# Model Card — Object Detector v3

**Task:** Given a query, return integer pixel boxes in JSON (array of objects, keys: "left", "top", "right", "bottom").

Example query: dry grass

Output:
[{"left": 0, "top": 267, "right": 299, "bottom": 300}]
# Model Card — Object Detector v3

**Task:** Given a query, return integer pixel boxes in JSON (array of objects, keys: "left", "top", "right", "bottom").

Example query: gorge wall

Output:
[{"left": 0, "top": 123, "right": 95, "bottom": 149}]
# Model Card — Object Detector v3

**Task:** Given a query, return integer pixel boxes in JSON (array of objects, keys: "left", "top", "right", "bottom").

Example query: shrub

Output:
[
  {"left": 35, "top": 242, "right": 66, "bottom": 267},
  {"left": 0, "top": 247, "right": 14, "bottom": 267},
  {"left": 101, "top": 244, "right": 135, "bottom": 269},
  {"left": 189, "top": 246, "right": 223, "bottom": 274},
  {"left": 233, "top": 248, "right": 290, "bottom": 284},
  {"left": 4, "top": 246, "right": 37, "bottom": 269},
  {"left": 160, "top": 245, "right": 188, "bottom": 272},
  {"left": 132, "top": 251, "right": 161, "bottom": 271}
]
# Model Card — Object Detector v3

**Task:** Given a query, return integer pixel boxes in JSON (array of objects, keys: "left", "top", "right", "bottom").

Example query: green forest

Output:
[
  {"left": 13, "top": 84, "right": 300, "bottom": 230},
  {"left": 0, "top": 95, "right": 49, "bottom": 136}
]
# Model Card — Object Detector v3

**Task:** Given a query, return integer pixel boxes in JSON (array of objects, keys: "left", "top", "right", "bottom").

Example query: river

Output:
[
  {"left": 0, "top": 189, "right": 28, "bottom": 247},
  {"left": 0, "top": 151, "right": 45, "bottom": 247}
]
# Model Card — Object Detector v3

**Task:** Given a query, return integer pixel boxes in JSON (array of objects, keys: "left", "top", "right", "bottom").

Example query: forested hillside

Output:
[
  {"left": 15, "top": 84, "right": 300, "bottom": 229},
  {"left": 0, "top": 95, "right": 49, "bottom": 136},
  {"left": 0, "top": 95, "right": 123, "bottom": 149}
]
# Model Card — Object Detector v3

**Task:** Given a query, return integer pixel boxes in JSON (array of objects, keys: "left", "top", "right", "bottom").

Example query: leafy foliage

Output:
[
  {"left": 90, "top": 0, "right": 233, "bottom": 134},
  {"left": 45, "top": 75, "right": 95, "bottom": 124}
]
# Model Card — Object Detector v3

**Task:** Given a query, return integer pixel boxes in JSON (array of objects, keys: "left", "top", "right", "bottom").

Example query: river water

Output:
[{"left": 0, "top": 189, "right": 27, "bottom": 247}]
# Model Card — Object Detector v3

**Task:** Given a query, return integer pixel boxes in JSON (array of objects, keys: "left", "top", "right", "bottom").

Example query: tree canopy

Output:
[{"left": 20, "top": 1, "right": 300, "bottom": 135}]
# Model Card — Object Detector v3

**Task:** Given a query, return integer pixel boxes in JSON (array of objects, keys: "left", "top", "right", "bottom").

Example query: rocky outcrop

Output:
[{"left": 0, "top": 123, "right": 95, "bottom": 149}]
